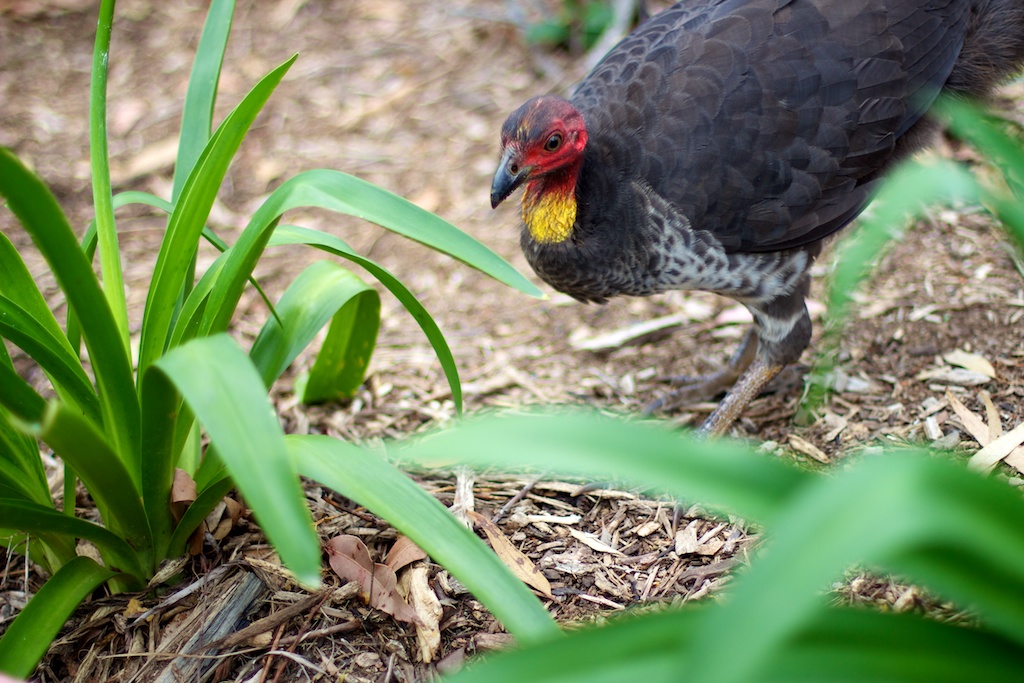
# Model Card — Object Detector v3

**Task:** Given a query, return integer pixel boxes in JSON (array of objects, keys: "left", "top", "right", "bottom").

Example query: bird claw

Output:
[{"left": 643, "top": 375, "right": 733, "bottom": 415}]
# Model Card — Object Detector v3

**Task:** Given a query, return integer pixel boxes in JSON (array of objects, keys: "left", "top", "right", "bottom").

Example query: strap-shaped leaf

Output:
[
  {"left": 397, "top": 410, "right": 807, "bottom": 523},
  {"left": 137, "top": 54, "right": 297, "bottom": 378},
  {"left": 249, "top": 260, "right": 380, "bottom": 398},
  {"left": 271, "top": 225, "right": 463, "bottom": 413},
  {"left": 0, "top": 347, "right": 49, "bottom": 503},
  {"left": 165, "top": 476, "right": 234, "bottom": 558},
  {"left": 688, "top": 452, "right": 1024, "bottom": 682},
  {"left": 0, "top": 232, "right": 71, "bottom": 352},
  {"left": 0, "top": 556, "right": 116, "bottom": 678},
  {"left": 0, "top": 297, "right": 101, "bottom": 425},
  {"left": 88, "top": 0, "right": 129, "bottom": 348},
  {"left": 149, "top": 334, "right": 320, "bottom": 587},
  {"left": 0, "top": 361, "right": 47, "bottom": 425},
  {"left": 0, "top": 148, "right": 139, "bottom": 466},
  {"left": 36, "top": 403, "right": 150, "bottom": 559},
  {"left": 442, "top": 603, "right": 1024, "bottom": 683},
  {"left": 172, "top": 0, "right": 235, "bottom": 201},
  {"left": 0, "top": 499, "right": 144, "bottom": 577},
  {"left": 289, "top": 435, "right": 559, "bottom": 643}
]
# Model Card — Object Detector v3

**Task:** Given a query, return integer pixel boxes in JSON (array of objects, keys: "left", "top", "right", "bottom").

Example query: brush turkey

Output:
[{"left": 491, "top": 0, "right": 1024, "bottom": 435}]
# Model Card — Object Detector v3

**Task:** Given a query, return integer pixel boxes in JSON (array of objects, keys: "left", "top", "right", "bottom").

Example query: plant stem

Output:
[{"left": 90, "top": 0, "right": 130, "bottom": 353}]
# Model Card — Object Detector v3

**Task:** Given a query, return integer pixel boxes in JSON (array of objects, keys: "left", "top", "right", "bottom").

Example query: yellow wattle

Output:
[{"left": 521, "top": 188, "right": 577, "bottom": 245}]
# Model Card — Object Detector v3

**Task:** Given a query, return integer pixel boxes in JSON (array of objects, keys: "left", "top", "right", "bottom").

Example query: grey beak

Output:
[{"left": 490, "top": 147, "right": 528, "bottom": 208}]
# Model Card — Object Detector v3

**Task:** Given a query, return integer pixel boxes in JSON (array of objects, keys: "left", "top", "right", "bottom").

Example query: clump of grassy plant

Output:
[{"left": 0, "top": 0, "right": 557, "bottom": 676}]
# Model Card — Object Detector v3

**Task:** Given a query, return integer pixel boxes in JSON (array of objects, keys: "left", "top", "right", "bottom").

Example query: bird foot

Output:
[
  {"left": 642, "top": 369, "right": 739, "bottom": 415},
  {"left": 643, "top": 328, "right": 759, "bottom": 417},
  {"left": 698, "top": 361, "right": 784, "bottom": 437}
]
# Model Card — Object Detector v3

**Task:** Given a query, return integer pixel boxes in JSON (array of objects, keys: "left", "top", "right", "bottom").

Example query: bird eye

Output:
[
  {"left": 544, "top": 133, "right": 563, "bottom": 152},
  {"left": 509, "top": 162, "right": 520, "bottom": 175}
]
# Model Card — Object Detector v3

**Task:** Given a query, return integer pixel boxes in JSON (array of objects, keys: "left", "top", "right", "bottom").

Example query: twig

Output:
[{"left": 491, "top": 478, "right": 538, "bottom": 523}]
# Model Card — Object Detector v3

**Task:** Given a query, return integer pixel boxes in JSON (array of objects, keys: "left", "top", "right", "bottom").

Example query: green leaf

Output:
[
  {"left": 688, "top": 453, "right": 1024, "bottom": 682},
  {"left": 0, "top": 231, "right": 71, "bottom": 351},
  {"left": 0, "top": 361, "right": 47, "bottom": 425},
  {"left": 172, "top": 0, "right": 235, "bottom": 201},
  {"left": 89, "top": 0, "right": 129, "bottom": 350},
  {"left": 397, "top": 410, "right": 808, "bottom": 523},
  {"left": 0, "top": 499, "right": 144, "bottom": 577},
  {"left": 442, "top": 605, "right": 1024, "bottom": 683},
  {"left": 138, "top": 54, "right": 297, "bottom": 377},
  {"left": 271, "top": 224, "right": 463, "bottom": 413},
  {"left": 289, "top": 435, "right": 559, "bottom": 643},
  {"left": 194, "top": 168, "right": 543, "bottom": 413},
  {"left": 0, "top": 297, "right": 101, "bottom": 425},
  {"left": 276, "top": 169, "right": 542, "bottom": 296},
  {"left": 827, "top": 159, "right": 978, "bottom": 323},
  {"left": 801, "top": 158, "right": 979, "bottom": 418},
  {"left": 35, "top": 403, "right": 150, "bottom": 557},
  {"left": 0, "top": 556, "right": 116, "bottom": 679},
  {"left": 301, "top": 283, "right": 379, "bottom": 402},
  {"left": 0, "top": 147, "right": 139, "bottom": 466},
  {"left": 936, "top": 97, "right": 1024, "bottom": 198},
  {"left": 151, "top": 334, "right": 320, "bottom": 587},
  {"left": 166, "top": 476, "right": 234, "bottom": 557},
  {"left": 249, "top": 260, "right": 380, "bottom": 398},
  {"left": 0, "top": 344, "right": 52, "bottom": 503},
  {"left": 0, "top": 455, "right": 48, "bottom": 506}
]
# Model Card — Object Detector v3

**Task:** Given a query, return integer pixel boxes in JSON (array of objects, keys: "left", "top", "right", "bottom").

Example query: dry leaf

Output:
[
  {"left": 384, "top": 535, "right": 429, "bottom": 573},
  {"left": 568, "top": 528, "right": 624, "bottom": 556},
  {"left": 968, "top": 422, "right": 1024, "bottom": 472},
  {"left": 170, "top": 468, "right": 197, "bottom": 522},
  {"left": 946, "top": 391, "right": 1024, "bottom": 474},
  {"left": 674, "top": 520, "right": 725, "bottom": 555},
  {"left": 916, "top": 367, "right": 991, "bottom": 386},
  {"left": 943, "top": 349, "right": 997, "bottom": 379},
  {"left": 980, "top": 391, "right": 1003, "bottom": 441},
  {"left": 633, "top": 520, "right": 662, "bottom": 537},
  {"left": 945, "top": 390, "right": 990, "bottom": 444},
  {"left": 326, "top": 535, "right": 421, "bottom": 624},
  {"left": 468, "top": 511, "right": 553, "bottom": 599},
  {"left": 788, "top": 435, "right": 830, "bottom": 463},
  {"left": 675, "top": 521, "right": 700, "bottom": 555},
  {"left": 397, "top": 563, "right": 443, "bottom": 663}
]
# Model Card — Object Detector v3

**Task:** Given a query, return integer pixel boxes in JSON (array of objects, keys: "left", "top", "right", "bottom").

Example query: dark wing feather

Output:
[{"left": 571, "top": 0, "right": 969, "bottom": 253}]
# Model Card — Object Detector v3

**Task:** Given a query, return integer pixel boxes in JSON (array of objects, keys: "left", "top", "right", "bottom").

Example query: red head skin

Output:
[{"left": 491, "top": 97, "right": 588, "bottom": 243}]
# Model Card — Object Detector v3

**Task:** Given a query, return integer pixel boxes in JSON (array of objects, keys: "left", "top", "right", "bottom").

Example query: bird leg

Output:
[
  {"left": 698, "top": 287, "right": 815, "bottom": 436},
  {"left": 643, "top": 328, "right": 759, "bottom": 415},
  {"left": 698, "top": 357, "right": 784, "bottom": 437},
  {"left": 647, "top": 271, "right": 815, "bottom": 435}
]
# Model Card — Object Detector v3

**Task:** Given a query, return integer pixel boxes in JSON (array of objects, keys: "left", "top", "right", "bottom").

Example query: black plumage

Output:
[{"left": 492, "top": 0, "right": 1024, "bottom": 435}]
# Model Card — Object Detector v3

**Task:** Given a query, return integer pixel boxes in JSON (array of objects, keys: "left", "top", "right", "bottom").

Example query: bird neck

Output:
[{"left": 521, "top": 165, "right": 580, "bottom": 245}]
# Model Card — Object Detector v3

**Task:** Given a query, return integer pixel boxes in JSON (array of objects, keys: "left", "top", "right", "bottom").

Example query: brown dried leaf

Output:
[
  {"left": 945, "top": 390, "right": 991, "bottom": 445},
  {"left": 788, "top": 435, "right": 830, "bottom": 463},
  {"left": 943, "top": 349, "right": 997, "bottom": 379},
  {"left": 568, "top": 528, "right": 624, "bottom": 556},
  {"left": 980, "top": 391, "right": 1003, "bottom": 441},
  {"left": 916, "top": 367, "right": 991, "bottom": 386},
  {"left": 468, "top": 510, "right": 553, "bottom": 599},
  {"left": 968, "top": 422, "right": 1024, "bottom": 473},
  {"left": 384, "top": 535, "right": 429, "bottom": 573},
  {"left": 397, "top": 563, "right": 442, "bottom": 663},
  {"left": 170, "top": 468, "right": 197, "bottom": 522},
  {"left": 326, "top": 535, "right": 421, "bottom": 624}
]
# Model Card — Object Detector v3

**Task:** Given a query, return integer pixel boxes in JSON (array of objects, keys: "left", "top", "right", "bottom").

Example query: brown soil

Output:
[{"left": 2, "top": 1, "right": 1023, "bottom": 681}]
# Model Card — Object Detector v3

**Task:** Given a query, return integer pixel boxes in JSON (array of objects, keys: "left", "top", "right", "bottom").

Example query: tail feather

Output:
[{"left": 946, "top": 0, "right": 1024, "bottom": 95}]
